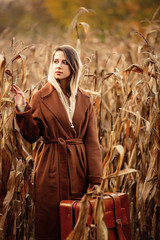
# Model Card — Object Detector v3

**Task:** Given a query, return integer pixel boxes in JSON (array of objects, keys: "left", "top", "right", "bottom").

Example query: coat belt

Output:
[
  {"left": 43, "top": 138, "right": 83, "bottom": 145},
  {"left": 43, "top": 137, "right": 83, "bottom": 200}
]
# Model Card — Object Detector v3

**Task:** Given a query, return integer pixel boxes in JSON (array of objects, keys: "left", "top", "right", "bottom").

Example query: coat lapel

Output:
[
  {"left": 40, "top": 83, "right": 76, "bottom": 137},
  {"left": 72, "top": 88, "right": 90, "bottom": 134}
]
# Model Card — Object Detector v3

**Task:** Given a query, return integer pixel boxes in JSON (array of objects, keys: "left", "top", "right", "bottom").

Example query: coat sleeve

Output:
[
  {"left": 84, "top": 101, "right": 102, "bottom": 185},
  {"left": 16, "top": 91, "right": 44, "bottom": 143}
]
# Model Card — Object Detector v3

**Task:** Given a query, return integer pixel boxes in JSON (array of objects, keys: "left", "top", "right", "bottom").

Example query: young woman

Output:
[{"left": 11, "top": 45, "right": 102, "bottom": 240}]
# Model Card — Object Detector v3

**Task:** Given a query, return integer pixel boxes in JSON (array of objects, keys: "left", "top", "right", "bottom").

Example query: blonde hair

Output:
[
  {"left": 48, "top": 45, "right": 82, "bottom": 127},
  {"left": 52, "top": 45, "right": 82, "bottom": 96}
]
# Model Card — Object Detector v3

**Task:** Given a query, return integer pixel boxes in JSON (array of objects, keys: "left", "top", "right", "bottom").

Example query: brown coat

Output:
[{"left": 16, "top": 82, "right": 102, "bottom": 240}]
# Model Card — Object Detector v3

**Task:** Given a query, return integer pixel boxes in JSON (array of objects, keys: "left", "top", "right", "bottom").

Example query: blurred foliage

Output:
[
  {"left": 0, "top": 0, "right": 53, "bottom": 38},
  {"left": 43, "top": 0, "right": 160, "bottom": 31},
  {"left": 0, "top": 0, "right": 160, "bottom": 39}
]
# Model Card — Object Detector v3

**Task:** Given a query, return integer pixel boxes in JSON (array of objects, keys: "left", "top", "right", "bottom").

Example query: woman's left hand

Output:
[{"left": 9, "top": 84, "right": 26, "bottom": 106}]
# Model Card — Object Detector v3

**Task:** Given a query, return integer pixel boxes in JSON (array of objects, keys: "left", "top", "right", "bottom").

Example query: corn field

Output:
[{"left": 0, "top": 8, "right": 160, "bottom": 239}]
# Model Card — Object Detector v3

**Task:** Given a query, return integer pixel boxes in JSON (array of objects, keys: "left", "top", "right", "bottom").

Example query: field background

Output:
[{"left": 0, "top": 0, "right": 160, "bottom": 239}]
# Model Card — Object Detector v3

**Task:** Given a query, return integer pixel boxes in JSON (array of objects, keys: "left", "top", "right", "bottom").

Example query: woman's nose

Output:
[{"left": 57, "top": 61, "right": 62, "bottom": 68}]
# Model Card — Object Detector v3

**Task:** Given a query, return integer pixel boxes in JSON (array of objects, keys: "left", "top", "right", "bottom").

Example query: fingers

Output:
[
  {"left": 10, "top": 84, "right": 18, "bottom": 93},
  {"left": 12, "top": 84, "right": 21, "bottom": 91},
  {"left": 8, "top": 93, "right": 12, "bottom": 99},
  {"left": 10, "top": 84, "right": 24, "bottom": 96},
  {"left": 9, "top": 84, "right": 26, "bottom": 106}
]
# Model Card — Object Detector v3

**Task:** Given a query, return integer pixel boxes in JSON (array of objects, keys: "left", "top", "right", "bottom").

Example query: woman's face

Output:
[{"left": 53, "top": 51, "right": 71, "bottom": 81}]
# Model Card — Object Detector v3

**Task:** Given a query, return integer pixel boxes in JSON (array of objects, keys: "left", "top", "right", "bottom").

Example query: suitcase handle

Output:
[{"left": 106, "top": 193, "right": 127, "bottom": 240}]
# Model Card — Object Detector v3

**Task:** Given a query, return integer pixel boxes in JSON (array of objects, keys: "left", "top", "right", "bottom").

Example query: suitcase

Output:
[{"left": 60, "top": 192, "right": 131, "bottom": 240}]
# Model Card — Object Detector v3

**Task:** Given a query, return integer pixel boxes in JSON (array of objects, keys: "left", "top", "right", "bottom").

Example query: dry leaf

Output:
[
  {"left": 0, "top": 55, "right": 6, "bottom": 103},
  {"left": 12, "top": 54, "right": 26, "bottom": 83},
  {"left": 66, "top": 194, "right": 89, "bottom": 240}
]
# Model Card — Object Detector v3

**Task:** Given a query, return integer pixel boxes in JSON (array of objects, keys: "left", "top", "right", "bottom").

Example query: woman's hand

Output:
[{"left": 9, "top": 84, "right": 26, "bottom": 106}]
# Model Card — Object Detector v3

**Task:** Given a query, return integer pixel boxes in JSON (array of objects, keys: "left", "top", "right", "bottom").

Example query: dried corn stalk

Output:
[{"left": 0, "top": 51, "right": 34, "bottom": 240}]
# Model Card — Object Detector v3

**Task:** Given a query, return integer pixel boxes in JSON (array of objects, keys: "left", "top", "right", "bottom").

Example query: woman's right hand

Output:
[{"left": 10, "top": 84, "right": 26, "bottom": 106}]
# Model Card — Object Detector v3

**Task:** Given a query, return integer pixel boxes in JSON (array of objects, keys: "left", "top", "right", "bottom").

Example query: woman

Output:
[{"left": 11, "top": 45, "right": 102, "bottom": 240}]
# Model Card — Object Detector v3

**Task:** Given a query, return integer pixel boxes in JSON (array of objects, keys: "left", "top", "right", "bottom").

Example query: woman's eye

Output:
[
  {"left": 63, "top": 61, "right": 68, "bottom": 65},
  {"left": 53, "top": 59, "right": 58, "bottom": 64}
]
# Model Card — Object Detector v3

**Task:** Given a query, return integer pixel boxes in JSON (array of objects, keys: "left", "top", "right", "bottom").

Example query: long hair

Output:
[
  {"left": 51, "top": 45, "right": 82, "bottom": 96},
  {"left": 48, "top": 45, "right": 82, "bottom": 126}
]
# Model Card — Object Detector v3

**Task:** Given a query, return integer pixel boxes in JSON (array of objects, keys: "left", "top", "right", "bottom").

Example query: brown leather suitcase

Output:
[{"left": 60, "top": 192, "right": 131, "bottom": 240}]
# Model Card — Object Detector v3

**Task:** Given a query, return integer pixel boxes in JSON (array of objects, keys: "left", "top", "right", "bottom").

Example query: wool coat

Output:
[{"left": 16, "top": 82, "right": 102, "bottom": 240}]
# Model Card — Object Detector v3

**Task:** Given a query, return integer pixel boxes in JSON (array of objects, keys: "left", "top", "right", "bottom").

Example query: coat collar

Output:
[
  {"left": 40, "top": 82, "right": 90, "bottom": 99},
  {"left": 40, "top": 82, "right": 55, "bottom": 98},
  {"left": 40, "top": 83, "right": 76, "bottom": 137},
  {"left": 40, "top": 83, "right": 90, "bottom": 138}
]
